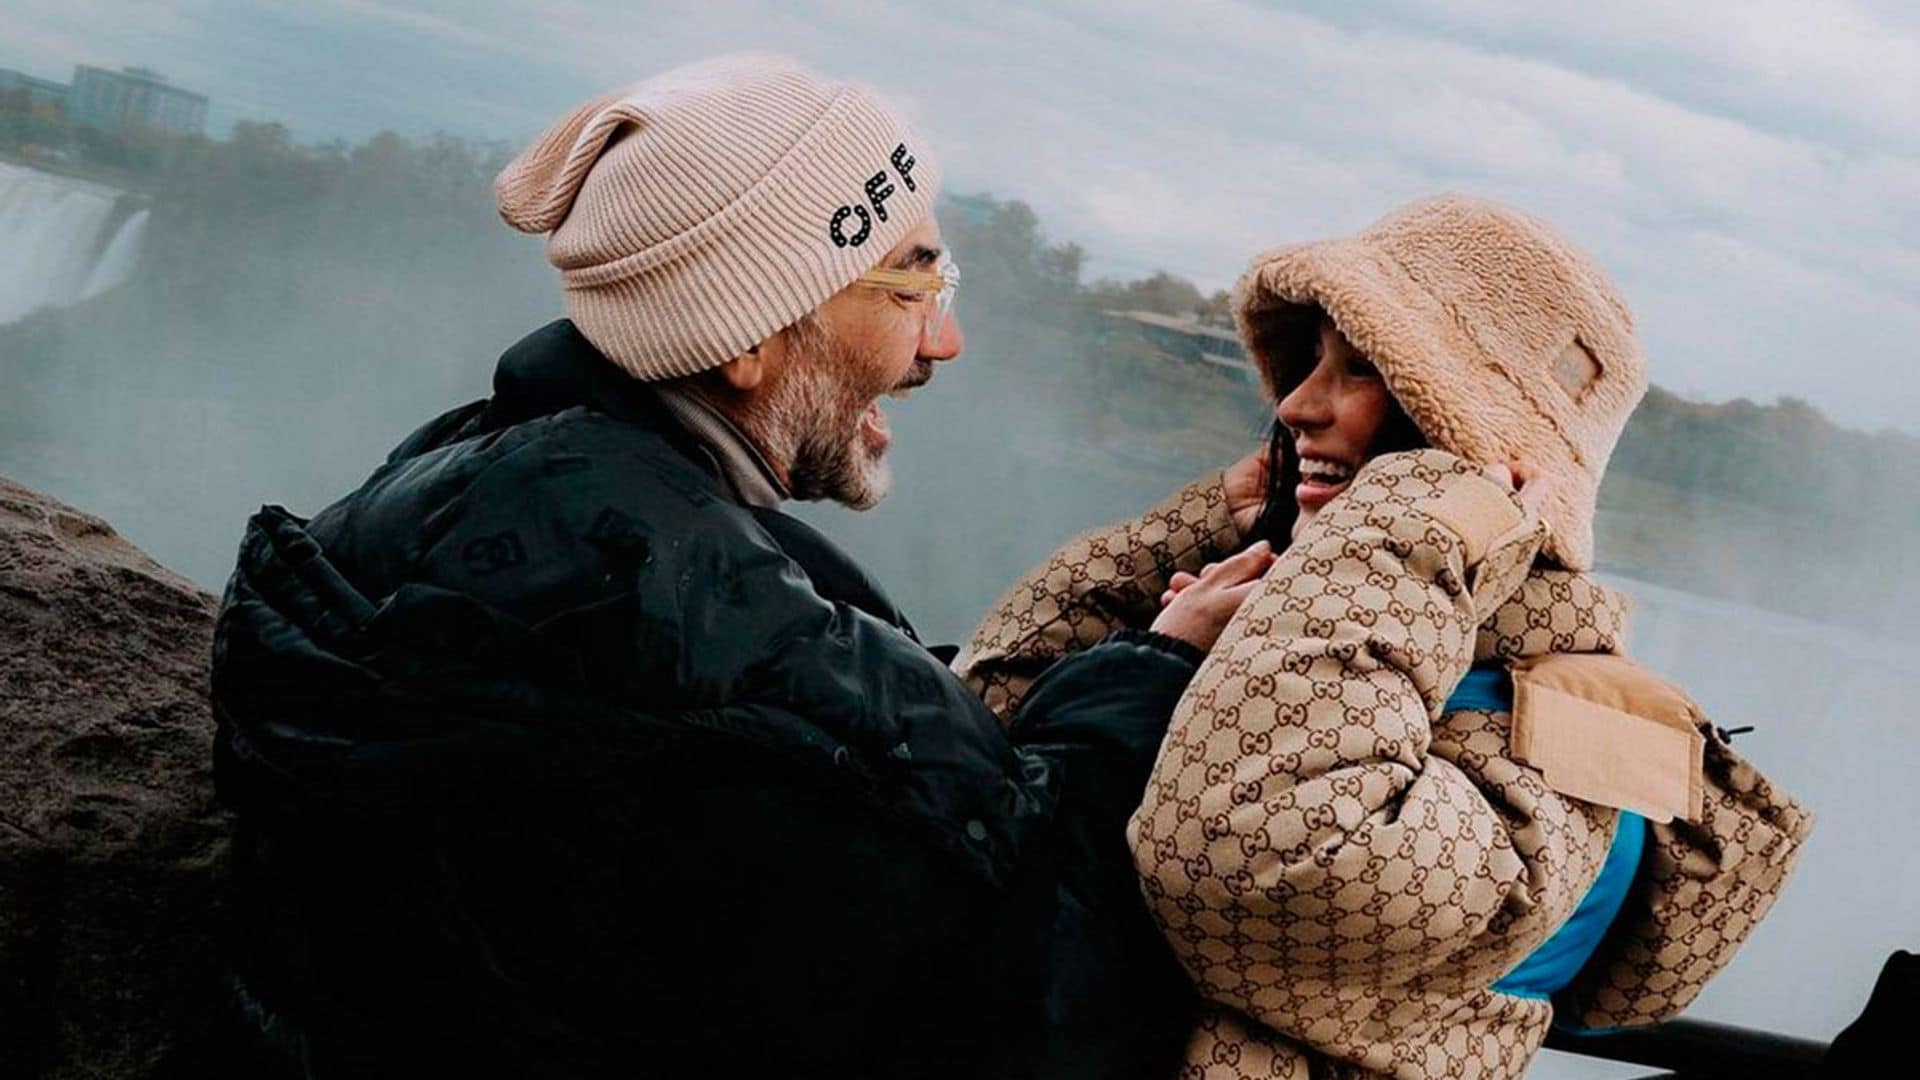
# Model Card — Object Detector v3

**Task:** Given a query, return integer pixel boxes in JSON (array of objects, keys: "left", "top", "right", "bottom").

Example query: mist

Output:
[{"left": 1, "top": 121, "right": 1912, "bottom": 1077}]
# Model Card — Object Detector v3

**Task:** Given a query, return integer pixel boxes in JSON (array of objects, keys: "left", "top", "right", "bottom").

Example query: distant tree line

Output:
[
  {"left": 1615, "top": 387, "right": 1920, "bottom": 526},
  {"left": 11, "top": 109, "right": 1916, "bottom": 528},
  {"left": 947, "top": 188, "right": 1920, "bottom": 530},
  {"left": 5, "top": 118, "right": 1915, "bottom": 631}
]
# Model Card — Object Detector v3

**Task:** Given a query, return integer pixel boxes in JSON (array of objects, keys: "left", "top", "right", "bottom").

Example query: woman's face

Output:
[{"left": 1276, "top": 318, "right": 1395, "bottom": 540}]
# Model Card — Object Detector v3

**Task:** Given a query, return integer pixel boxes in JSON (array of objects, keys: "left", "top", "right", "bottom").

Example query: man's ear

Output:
[{"left": 717, "top": 340, "right": 770, "bottom": 391}]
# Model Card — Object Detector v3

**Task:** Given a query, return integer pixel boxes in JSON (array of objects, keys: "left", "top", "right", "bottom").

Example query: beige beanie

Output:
[
  {"left": 1233, "top": 194, "right": 1648, "bottom": 571},
  {"left": 495, "top": 52, "right": 941, "bottom": 381}
]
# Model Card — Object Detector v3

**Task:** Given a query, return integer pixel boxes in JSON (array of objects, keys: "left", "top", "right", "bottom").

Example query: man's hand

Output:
[
  {"left": 1151, "top": 540, "right": 1277, "bottom": 653},
  {"left": 1223, "top": 447, "right": 1269, "bottom": 539}
]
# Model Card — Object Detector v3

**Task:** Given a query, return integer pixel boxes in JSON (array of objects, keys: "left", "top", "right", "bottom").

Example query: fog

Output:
[{"left": 1, "top": 144, "right": 1911, "bottom": 1077}]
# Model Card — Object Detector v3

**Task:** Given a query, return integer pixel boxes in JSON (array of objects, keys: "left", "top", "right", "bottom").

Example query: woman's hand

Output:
[
  {"left": 1483, "top": 458, "right": 1555, "bottom": 522},
  {"left": 1156, "top": 455, "right": 1549, "bottom": 657},
  {"left": 1152, "top": 540, "right": 1277, "bottom": 653},
  {"left": 1223, "top": 447, "right": 1270, "bottom": 539}
]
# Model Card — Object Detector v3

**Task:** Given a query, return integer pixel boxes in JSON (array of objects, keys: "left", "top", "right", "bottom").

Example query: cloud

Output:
[{"left": 1310, "top": 0, "right": 1920, "bottom": 151}]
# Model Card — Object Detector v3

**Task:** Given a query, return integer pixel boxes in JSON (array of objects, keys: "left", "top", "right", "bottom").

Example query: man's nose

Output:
[{"left": 921, "top": 312, "right": 964, "bottom": 361}]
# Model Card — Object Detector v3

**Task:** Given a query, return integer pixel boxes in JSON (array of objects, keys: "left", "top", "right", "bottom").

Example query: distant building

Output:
[
  {"left": 1101, "top": 309, "right": 1256, "bottom": 383},
  {"left": 0, "top": 67, "right": 69, "bottom": 111},
  {"left": 67, "top": 65, "right": 206, "bottom": 136}
]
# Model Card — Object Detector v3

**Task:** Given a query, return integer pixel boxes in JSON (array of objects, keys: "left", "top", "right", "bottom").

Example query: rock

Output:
[{"left": 0, "top": 475, "right": 226, "bottom": 1079}]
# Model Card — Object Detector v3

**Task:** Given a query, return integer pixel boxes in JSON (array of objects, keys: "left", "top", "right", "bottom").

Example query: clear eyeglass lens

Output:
[{"left": 934, "top": 250, "right": 960, "bottom": 321}]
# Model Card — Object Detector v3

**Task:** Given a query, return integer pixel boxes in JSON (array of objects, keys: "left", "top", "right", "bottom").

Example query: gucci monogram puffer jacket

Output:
[{"left": 959, "top": 449, "right": 1810, "bottom": 1080}]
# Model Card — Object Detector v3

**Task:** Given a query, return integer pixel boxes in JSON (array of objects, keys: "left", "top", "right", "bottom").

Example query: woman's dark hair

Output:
[
  {"left": 1242, "top": 304, "right": 1426, "bottom": 550},
  {"left": 1245, "top": 420, "right": 1303, "bottom": 549}
]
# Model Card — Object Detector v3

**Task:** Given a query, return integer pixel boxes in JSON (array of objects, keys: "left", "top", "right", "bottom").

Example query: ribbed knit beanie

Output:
[
  {"left": 1233, "top": 195, "right": 1648, "bottom": 570},
  {"left": 495, "top": 52, "right": 941, "bottom": 381}
]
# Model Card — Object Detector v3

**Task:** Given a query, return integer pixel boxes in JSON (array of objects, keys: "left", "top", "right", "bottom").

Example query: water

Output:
[
  {"left": 1607, "top": 578, "right": 1917, "bottom": 1038},
  {"left": 77, "top": 206, "right": 149, "bottom": 302},
  {"left": 0, "top": 161, "right": 147, "bottom": 324}
]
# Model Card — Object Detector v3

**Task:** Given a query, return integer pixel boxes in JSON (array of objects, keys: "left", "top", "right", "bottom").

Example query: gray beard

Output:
[
  {"left": 742, "top": 339, "right": 915, "bottom": 512},
  {"left": 782, "top": 360, "right": 892, "bottom": 511}
]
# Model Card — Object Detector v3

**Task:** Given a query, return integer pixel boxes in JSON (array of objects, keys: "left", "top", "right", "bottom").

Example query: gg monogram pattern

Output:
[
  {"left": 962, "top": 449, "right": 1808, "bottom": 1080},
  {"left": 1554, "top": 699, "right": 1812, "bottom": 1032},
  {"left": 956, "top": 473, "right": 1241, "bottom": 722},
  {"left": 1130, "top": 450, "right": 1560, "bottom": 1079},
  {"left": 1473, "top": 571, "right": 1631, "bottom": 664}
]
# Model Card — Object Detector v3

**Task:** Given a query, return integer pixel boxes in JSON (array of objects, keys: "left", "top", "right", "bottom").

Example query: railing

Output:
[
  {"left": 1541, "top": 948, "right": 1912, "bottom": 1078},
  {"left": 1545, "top": 1018, "right": 1828, "bottom": 1078}
]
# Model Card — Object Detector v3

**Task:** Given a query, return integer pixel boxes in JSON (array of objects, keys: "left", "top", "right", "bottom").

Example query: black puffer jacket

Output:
[{"left": 210, "top": 321, "right": 1198, "bottom": 1080}]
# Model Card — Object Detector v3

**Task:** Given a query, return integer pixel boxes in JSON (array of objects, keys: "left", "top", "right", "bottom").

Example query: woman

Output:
[{"left": 958, "top": 195, "right": 1811, "bottom": 1078}]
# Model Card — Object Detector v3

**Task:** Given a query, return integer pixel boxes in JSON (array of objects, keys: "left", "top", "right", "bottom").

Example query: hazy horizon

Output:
[{"left": 5, "top": 0, "right": 1919, "bottom": 433}]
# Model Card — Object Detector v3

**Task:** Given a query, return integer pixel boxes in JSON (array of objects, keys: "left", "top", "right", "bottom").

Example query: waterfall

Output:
[
  {"left": 77, "top": 207, "right": 149, "bottom": 302},
  {"left": 0, "top": 161, "right": 149, "bottom": 325}
]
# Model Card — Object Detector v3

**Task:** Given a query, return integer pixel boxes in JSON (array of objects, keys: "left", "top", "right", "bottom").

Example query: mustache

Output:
[{"left": 891, "top": 358, "right": 935, "bottom": 393}]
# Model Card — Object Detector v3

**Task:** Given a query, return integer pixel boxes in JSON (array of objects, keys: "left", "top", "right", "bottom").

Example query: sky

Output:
[{"left": 7, "top": 0, "right": 1919, "bottom": 432}]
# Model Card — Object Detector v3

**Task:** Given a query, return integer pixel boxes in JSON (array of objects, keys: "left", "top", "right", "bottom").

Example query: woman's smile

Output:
[{"left": 1295, "top": 453, "right": 1357, "bottom": 508}]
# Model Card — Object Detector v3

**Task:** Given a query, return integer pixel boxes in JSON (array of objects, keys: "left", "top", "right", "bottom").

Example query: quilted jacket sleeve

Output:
[
  {"left": 955, "top": 471, "right": 1242, "bottom": 723},
  {"left": 1128, "top": 450, "right": 1548, "bottom": 1009},
  {"left": 1553, "top": 712, "right": 1813, "bottom": 1030}
]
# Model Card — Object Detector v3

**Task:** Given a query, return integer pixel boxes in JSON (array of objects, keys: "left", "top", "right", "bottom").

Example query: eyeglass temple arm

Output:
[{"left": 856, "top": 267, "right": 947, "bottom": 293}]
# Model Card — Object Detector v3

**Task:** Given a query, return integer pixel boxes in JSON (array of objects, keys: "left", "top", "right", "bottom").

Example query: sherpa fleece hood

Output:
[{"left": 1232, "top": 194, "right": 1648, "bottom": 570}]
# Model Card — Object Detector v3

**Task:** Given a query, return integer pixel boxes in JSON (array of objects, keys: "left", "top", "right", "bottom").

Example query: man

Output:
[{"left": 210, "top": 54, "right": 1270, "bottom": 1079}]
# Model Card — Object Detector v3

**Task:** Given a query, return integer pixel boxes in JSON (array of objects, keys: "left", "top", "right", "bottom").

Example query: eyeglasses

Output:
[{"left": 855, "top": 249, "right": 960, "bottom": 333}]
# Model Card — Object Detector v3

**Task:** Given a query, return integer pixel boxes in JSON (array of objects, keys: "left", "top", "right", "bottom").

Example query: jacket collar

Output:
[
  {"left": 483, "top": 319, "right": 676, "bottom": 429},
  {"left": 652, "top": 384, "right": 790, "bottom": 509},
  {"left": 480, "top": 319, "right": 727, "bottom": 490}
]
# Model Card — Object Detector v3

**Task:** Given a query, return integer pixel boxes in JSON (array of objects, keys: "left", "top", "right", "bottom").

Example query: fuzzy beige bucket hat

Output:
[
  {"left": 495, "top": 52, "right": 940, "bottom": 382},
  {"left": 1233, "top": 194, "right": 1648, "bottom": 570}
]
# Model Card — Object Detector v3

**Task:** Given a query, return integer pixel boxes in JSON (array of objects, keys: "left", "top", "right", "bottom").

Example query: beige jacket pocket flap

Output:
[{"left": 1509, "top": 653, "right": 1705, "bottom": 824}]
